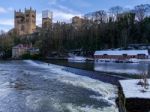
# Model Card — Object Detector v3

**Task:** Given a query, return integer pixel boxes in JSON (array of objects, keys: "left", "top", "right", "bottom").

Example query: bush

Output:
[{"left": 21, "top": 53, "right": 41, "bottom": 60}]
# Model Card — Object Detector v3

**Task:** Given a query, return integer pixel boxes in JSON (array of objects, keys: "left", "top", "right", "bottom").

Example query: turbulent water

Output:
[{"left": 0, "top": 60, "right": 118, "bottom": 112}]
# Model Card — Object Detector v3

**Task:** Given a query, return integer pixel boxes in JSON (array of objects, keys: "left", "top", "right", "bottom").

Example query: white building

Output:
[
  {"left": 94, "top": 50, "right": 149, "bottom": 62},
  {"left": 12, "top": 44, "right": 32, "bottom": 58}
]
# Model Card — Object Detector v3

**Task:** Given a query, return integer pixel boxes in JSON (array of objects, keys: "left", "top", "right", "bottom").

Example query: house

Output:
[
  {"left": 94, "top": 50, "right": 149, "bottom": 62},
  {"left": 12, "top": 44, "right": 32, "bottom": 58}
]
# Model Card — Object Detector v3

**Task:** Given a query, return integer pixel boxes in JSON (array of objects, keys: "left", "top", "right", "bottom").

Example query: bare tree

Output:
[
  {"left": 109, "top": 6, "right": 123, "bottom": 19},
  {"left": 93, "top": 10, "right": 107, "bottom": 23},
  {"left": 134, "top": 4, "right": 150, "bottom": 21}
]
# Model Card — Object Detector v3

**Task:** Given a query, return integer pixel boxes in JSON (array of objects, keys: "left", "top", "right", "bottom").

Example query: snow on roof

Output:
[
  {"left": 13, "top": 44, "right": 32, "bottom": 49},
  {"left": 119, "top": 79, "right": 150, "bottom": 99},
  {"left": 94, "top": 50, "right": 148, "bottom": 56}
]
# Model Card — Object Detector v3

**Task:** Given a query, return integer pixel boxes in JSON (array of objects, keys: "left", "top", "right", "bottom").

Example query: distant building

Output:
[
  {"left": 12, "top": 44, "right": 32, "bottom": 58},
  {"left": 28, "top": 48, "right": 40, "bottom": 55},
  {"left": 0, "top": 51, "right": 4, "bottom": 58},
  {"left": 94, "top": 50, "right": 149, "bottom": 61},
  {"left": 14, "top": 7, "right": 36, "bottom": 35},
  {"left": 42, "top": 10, "right": 53, "bottom": 29},
  {"left": 72, "top": 16, "right": 84, "bottom": 29}
]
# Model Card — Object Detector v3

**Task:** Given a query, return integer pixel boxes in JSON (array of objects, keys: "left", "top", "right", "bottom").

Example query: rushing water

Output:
[
  {"left": 0, "top": 60, "right": 118, "bottom": 112},
  {"left": 47, "top": 60, "right": 150, "bottom": 76}
]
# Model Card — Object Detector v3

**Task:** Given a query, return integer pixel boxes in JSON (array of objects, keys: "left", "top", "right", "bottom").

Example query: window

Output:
[
  {"left": 26, "top": 19, "right": 29, "bottom": 22},
  {"left": 26, "top": 14, "right": 29, "bottom": 17},
  {"left": 103, "top": 54, "right": 108, "bottom": 56},
  {"left": 137, "top": 54, "right": 146, "bottom": 59},
  {"left": 122, "top": 54, "right": 127, "bottom": 57},
  {"left": 21, "top": 25, "right": 24, "bottom": 31}
]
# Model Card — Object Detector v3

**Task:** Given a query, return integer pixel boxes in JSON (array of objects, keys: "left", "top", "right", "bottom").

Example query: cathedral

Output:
[{"left": 14, "top": 7, "right": 36, "bottom": 35}]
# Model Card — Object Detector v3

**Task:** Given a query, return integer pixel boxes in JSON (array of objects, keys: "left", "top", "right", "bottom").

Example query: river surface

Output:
[
  {"left": 0, "top": 60, "right": 118, "bottom": 112},
  {"left": 47, "top": 60, "right": 150, "bottom": 76}
]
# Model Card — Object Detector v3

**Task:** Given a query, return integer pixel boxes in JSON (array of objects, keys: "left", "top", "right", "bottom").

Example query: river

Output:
[
  {"left": 0, "top": 60, "right": 118, "bottom": 112},
  {"left": 47, "top": 60, "right": 150, "bottom": 76}
]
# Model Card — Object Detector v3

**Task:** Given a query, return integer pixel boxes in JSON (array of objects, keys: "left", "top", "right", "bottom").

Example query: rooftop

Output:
[{"left": 94, "top": 50, "right": 149, "bottom": 55}]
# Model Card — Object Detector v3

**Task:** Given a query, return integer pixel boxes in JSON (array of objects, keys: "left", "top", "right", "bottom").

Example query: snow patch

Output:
[
  {"left": 120, "top": 79, "right": 150, "bottom": 99},
  {"left": 65, "top": 103, "right": 118, "bottom": 112}
]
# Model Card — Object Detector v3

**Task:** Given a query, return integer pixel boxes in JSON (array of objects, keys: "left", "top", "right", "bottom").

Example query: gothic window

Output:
[
  {"left": 26, "top": 19, "right": 29, "bottom": 22},
  {"left": 17, "top": 21, "right": 20, "bottom": 24},
  {"left": 32, "top": 15, "right": 35, "bottom": 18},
  {"left": 26, "top": 14, "right": 29, "bottom": 17},
  {"left": 123, "top": 54, "right": 127, "bottom": 57},
  {"left": 21, "top": 25, "right": 24, "bottom": 31},
  {"left": 32, "top": 20, "right": 35, "bottom": 23}
]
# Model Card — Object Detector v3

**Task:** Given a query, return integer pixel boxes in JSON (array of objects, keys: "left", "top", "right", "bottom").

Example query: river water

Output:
[
  {"left": 47, "top": 60, "right": 150, "bottom": 76},
  {"left": 0, "top": 60, "right": 118, "bottom": 112}
]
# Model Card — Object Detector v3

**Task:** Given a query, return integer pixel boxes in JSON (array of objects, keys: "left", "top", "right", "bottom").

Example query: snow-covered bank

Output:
[
  {"left": 24, "top": 60, "right": 118, "bottom": 112},
  {"left": 120, "top": 79, "right": 150, "bottom": 99}
]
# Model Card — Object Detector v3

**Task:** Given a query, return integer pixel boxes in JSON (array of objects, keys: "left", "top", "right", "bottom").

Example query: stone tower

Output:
[
  {"left": 72, "top": 16, "right": 83, "bottom": 29},
  {"left": 42, "top": 10, "right": 53, "bottom": 29},
  {"left": 14, "top": 8, "right": 36, "bottom": 35}
]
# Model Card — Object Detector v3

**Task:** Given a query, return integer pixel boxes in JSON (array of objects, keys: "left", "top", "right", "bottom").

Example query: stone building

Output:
[
  {"left": 72, "top": 16, "right": 83, "bottom": 29},
  {"left": 42, "top": 10, "right": 53, "bottom": 29},
  {"left": 94, "top": 50, "right": 149, "bottom": 62},
  {"left": 12, "top": 44, "right": 30, "bottom": 58},
  {"left": 14, "top": 7, "right": 36, "bottom": 35},
  {"left": 12, "top": 44, "right": 39, "bottom": 58}
]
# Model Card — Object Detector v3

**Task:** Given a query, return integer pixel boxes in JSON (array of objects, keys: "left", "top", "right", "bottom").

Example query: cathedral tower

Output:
[
  {"left": 14, "top": 7, "right": 36, "bottom": 35},
  {"left": 42, "top": 10, "right": 53, "bottom": 29}
]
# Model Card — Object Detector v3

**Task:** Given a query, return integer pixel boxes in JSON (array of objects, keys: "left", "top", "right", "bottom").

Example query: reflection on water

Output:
[
  {"left": 47, "top": 60, "right": 150, "bottom": 75},
  {"left": 46, "top": 60, "right": 94, "bottom": 71},
  {"left": 94, "top": 62, "right": 149, "bottom": 75}
]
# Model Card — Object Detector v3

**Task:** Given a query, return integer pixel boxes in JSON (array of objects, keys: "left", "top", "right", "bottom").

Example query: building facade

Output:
[
  {"left": 42, "top": 10, "right": 53, "bottom": 29},
  {"left": 94, "top": 50, "right": 149, "bottom": 61},
  {"left": 14, "top": 8, "right": 36, "bottom": 35},
  {"left": 72, "top": 16, "right": 83, "bottom": 29},
  {"left": 12, "top": 44, "right": 32, "bottom": 58}
]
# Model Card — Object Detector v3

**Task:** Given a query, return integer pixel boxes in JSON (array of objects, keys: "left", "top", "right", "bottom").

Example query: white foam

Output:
[
  {"left": 65, "top": 103, "right": 118, "bottom": 112},
  {"left": 56, "top": 74, "right": 117, "bottom": 106},
  {"left": 0, "top": 82, "right": 12, "bottom": 100},
  {"left": 24, "top": 60, "right": 118, "bottom": 111}
]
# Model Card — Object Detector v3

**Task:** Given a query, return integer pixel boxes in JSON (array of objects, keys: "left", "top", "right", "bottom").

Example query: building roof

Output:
[
  {"left": 94, "top": 50, "right": 149, "bottom": 56},
  {"left": 13, "top": 44, "right": 32, "bottom": 49},
  {"left": 119, "top": 79, "right": 150, "bottom": 99}
]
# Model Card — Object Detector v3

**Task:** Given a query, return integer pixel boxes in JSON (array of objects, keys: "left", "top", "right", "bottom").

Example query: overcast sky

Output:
[{"left": 0, "top": 0, "right": 149, "bottom": 32}]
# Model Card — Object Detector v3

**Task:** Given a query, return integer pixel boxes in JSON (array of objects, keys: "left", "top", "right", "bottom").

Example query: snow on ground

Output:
[
  {"left": 24, "top": 60, "right": 118, "bottom": 112},
  {"left": 119, "top": 79, "right": 150, "bottom": 99}
]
